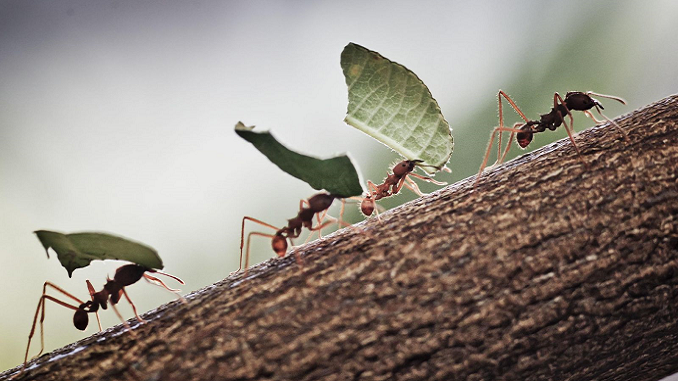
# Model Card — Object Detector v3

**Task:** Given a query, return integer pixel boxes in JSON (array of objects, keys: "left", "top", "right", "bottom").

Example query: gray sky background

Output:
[{"left": 1, "top": 0, "right": 677, "bottom": 377}]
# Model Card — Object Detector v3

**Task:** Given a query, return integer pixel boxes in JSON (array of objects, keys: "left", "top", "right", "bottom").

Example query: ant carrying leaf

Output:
[
  {"left": 341, "top": 43, "right": 453, "bottom": 216},
  {"left": 235, "top": 122, "right": 363, "bottom": 273},
  {"left": 18, "top": 263, "right": 184, "bottom": 377}
]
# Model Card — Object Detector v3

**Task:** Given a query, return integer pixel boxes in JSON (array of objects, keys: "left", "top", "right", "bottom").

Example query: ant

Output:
[
  {"left": 239, "top": 192, "right": 350, "bottom": 273},
  {"left": 360, "top": 160, "right": 447, "bottom": 217},
  {"left": 475, "top": 90, "right": 627, "bottom": 187},
  {"left": 18, "top": 264, "right": 184, "bottom": 375}
]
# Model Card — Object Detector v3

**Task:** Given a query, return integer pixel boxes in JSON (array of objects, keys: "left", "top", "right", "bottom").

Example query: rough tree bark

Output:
[{"left": 3, "top": 95, "right": 678, "bottom": 381}]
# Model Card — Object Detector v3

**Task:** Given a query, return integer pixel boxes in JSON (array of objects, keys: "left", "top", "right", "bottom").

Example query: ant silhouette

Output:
[
  {"left": 239, "top": 192, "right": 350, "bottom": 273},
  {"left": 360, "top": 160, "right": 447, "bottom": 217},
  {"left": 475, "top": 90, "right": 627, "bottom": 187},
  {"left": 18, "top": 264, "right": 184, "bottom": 376}
]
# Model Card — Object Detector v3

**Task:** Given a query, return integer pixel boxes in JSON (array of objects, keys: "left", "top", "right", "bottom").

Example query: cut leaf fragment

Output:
[
  {"left": 341, "top": 42, "right": 453, "bottom": 174},
  {"left": 35, "top": 230, "right": 163, "bottom": 277},
  {"left": 235, "top": 122, "right": 363, "bottom": 198}
]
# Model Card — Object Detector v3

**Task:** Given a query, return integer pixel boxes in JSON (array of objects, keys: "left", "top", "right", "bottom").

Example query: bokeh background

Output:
[{"left": 2, "top": 0, "right": 677, "bottom": 376}]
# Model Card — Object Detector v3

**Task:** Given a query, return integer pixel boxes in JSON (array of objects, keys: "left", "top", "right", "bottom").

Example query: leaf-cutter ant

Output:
[
  {"left": 17, "top": 264, "right": 184, "bottom": 376},
  {"left": 360, "top": 160, "right": 447, "bottom": 217},
  {"left": 238, "top": 192, "right": 350, "bottom": 273}
]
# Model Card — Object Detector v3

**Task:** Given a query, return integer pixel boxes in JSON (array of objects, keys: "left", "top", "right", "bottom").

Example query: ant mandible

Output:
[
  {"left": 19, "top": 264, "right": 184, "bottom": 375},
  {"left": 475, "top": 90, "right": 627, "bottom": 187},
  {"left": 360, "top": 160, "right": 447, "bottom": 217},
  {"left": 239, "top": 192, "right": 349, "bottom": 273}
]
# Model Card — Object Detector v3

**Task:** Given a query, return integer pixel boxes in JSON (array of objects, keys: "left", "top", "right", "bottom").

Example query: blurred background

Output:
[{"left": 1, "top": 0, "right": 677, "bottom": 375}]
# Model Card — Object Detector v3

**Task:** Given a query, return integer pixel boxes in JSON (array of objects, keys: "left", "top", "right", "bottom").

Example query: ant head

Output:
[
  {"left": 114, "top": 264, "right": 148, "bottom": 287},
  {"left": 565, "top": 92, "right": 600, "bottom": 111},
  {"left": 73, "top": 307, "right": 89, "bottom": 331},
  {"left": 360, "top": 194, "right": 375, "bottom": 216},
  {"left": 307, "top": 193, "right": 335, "bottom": 212},
  {"left": 393, "top": 160, "right": 417, "bottom": 177},
  {"left": 272, "top": 234, "right": 288, "bottom": 257}
]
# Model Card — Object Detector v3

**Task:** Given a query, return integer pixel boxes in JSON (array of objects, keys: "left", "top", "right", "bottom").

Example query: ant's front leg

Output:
[{"left": 238, "top": 216, "right": 282, "bottom": 273}]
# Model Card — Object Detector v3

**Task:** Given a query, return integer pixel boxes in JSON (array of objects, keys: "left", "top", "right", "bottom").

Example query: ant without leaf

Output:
[
  {"left": 360, "top": 160, "right": 447, "bottom": 217},
  {"left": 475, "top": 90, "right": 627, "bottom": 187},
  {"left": 239, "top": 192, "right": 350, "bottom": 273},
  {"left": 19, "top": 264, "right": 184, "bottom": 375}
]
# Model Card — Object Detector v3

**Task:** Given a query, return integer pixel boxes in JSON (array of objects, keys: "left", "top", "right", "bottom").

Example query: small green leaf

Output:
[
  {"left": 35, "top": 230, "right": 163, "bottom": 277},
  {"left": 235, "top": 122, "right": 363, "bottom": 198},
  {"left": 341, "top": 42, "right": 453, "bottom": 173}
]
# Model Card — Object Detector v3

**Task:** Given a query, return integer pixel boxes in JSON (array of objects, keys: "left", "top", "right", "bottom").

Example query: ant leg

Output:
[
  {"left": 583, "top": 109, "right": 605, "bottom": 125},
  {"left": 554, "top": 93, "right": 583, "bottom": 160},
  {"left": 238, "top": 216, "right": 281, "bottom": 273},
  {"left": 244, "top": 231, "right": 278, "bottom": 271},
  {"left": 120, "top": 288, "right": 145, "bottom": 323},
  {"left": 474, "top": 124, "right": 526, "bottom": 189},
  {"left": 147, "top": 270, "right": 185, "bottom": 285},
  {"left": 585, "top": 109, "right": 629, "bottom": 141},
  {"left": 408, "top": 172, "right": 447, "bottom": 185},
  {"left": 143, "top": 274, "right": 181, "bottom": 292},
  {"left": 403, "top": 176, "right": 425, "bottom": 196},
  {"left": 86, "top": 280, "right": 103, "bottom": 332},
  {"left": 24, "top": 283, "right": 83, "bottom": 370},
  {"left": 497, "top": 90, "right": 531, "bottom": 164},
  {"left": 110, "top": 300, "right": 132, "bottom": 332}
]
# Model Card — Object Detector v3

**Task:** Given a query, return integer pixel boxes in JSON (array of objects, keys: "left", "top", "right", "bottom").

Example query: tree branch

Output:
[{"left": 4, "top": 94, "right": 678, "bottom": 381}]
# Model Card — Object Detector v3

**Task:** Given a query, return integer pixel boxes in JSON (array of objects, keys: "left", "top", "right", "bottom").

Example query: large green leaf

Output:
[
  {"left": 341, "top": 42, "right": 453, "bottom": 173},
  {"left": 235, "top": 122, "right": 363, "bottom": 198},
  {"left": 35, "top": 230, "right": 163, "bottom": 277}
]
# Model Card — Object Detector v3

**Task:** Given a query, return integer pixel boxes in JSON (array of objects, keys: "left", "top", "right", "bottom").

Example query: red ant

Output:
[
  {"left": 19, "top": 264, "right": 184, "bottom": 375},
  {"left": 360, "top": 160, "right": 447, "bottom": 217},
  {"left": 475, "top": 90, "right": 627, "bottom": 187},
  {"left": 239, "top": 192, "right": 350, "bottom": 273}
]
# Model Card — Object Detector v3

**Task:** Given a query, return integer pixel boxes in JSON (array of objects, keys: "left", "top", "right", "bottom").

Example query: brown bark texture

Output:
[{"left": 3, "top": 95, "right": 678, "bottom": 381}]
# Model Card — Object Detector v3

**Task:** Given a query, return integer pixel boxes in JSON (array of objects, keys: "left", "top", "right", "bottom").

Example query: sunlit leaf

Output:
[
  {"left": 235, "top": 122, "right": 363, "bottom": 197},
  {"left": 35, "top": 230, "right": 163, "bottom": 277},
  {"left": 341, "top": 42, "right": 453, "bottom": 173}
]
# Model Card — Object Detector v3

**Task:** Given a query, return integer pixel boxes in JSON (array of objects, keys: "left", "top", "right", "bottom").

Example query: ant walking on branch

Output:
[
  {"left": 360, "top": 160, "right": 447, "bottom": 217},
  {"left": 475, "top": 90, "right": 627, "bottom": 187},
  {"left": 239, "top": 192, "right": 351, "bottom": 273},
  {"left": 19, "top": 264, "right": 184, "bottom": 375}
]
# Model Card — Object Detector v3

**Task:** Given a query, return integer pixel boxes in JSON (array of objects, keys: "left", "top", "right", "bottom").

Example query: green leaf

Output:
[
  {"left": 235, "top": 122, "right": 364, "bottom": 198},
  {"left": 341, "top": 42, "right": 453, "bottom": 173},
  {"left": 35, "top": 230, "right": 163, "bottom": 277}
]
